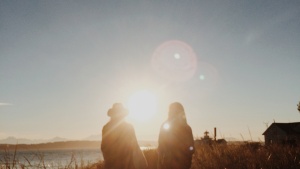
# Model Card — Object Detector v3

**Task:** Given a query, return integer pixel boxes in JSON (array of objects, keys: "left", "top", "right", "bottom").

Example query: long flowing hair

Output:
[{"left": 168, "top": 102, "right": 187, "bottom": 125}]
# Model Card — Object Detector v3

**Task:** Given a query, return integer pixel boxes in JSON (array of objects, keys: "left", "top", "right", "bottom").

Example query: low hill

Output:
[
  {"left": 0, "top": 140, "right": 157, "bottom": 150},
  {"left": 0, "top": 140, "right": 101, "bottom": 150}
]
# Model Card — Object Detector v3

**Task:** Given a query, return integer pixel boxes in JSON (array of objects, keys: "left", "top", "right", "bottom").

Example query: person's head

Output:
[
  {"left": 168, "top": 102, "right": 187, "bottom": 124},
  {"left": 107, "top": 103, "right": 128, "bottom": 120}
]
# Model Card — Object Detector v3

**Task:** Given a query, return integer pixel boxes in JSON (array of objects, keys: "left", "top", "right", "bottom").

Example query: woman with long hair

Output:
[{"left": 157, "top": 102, "right": 195, "bottom": 169}]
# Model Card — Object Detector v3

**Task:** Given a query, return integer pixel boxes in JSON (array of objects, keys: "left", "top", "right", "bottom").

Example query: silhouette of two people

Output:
[{"left": 101, "top": 102, "right": 194, "bottom": 169}]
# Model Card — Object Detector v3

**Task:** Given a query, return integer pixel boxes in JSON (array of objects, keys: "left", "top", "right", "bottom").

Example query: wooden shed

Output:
[{"left": 262, "top": 122, "right": 300, "bottom": 146}]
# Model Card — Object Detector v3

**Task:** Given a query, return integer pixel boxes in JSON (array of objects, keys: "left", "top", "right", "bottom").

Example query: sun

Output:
[{"left": 127, "top": 90, "right": 158, "bottom": 122}]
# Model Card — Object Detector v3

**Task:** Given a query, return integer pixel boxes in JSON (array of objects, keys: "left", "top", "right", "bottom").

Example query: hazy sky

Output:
[{"left": 1, "top": 0, "right": 300, "bottom": 142}]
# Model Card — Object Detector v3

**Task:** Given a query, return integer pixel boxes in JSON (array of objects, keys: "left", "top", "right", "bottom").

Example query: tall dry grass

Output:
[
  {"left": 2, "top": 143, "right": 300, "bottom": 169},
  {"left": 96, "top": 143, "right": 300, "bottom": 169},
  {"left": 191, "top": 143, "right": 300, "bottom": 169},
  {"left": 0, "top": 146, "right": 95, "bottom": 169}
]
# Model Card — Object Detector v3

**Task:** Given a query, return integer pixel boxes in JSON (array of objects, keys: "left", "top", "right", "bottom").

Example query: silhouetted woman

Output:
[
  {"left": 101, "top": 103, "right": 147, "bottom": 169},
  {"left": 157, "top": 102, "right": 195, "bottom": 169}
]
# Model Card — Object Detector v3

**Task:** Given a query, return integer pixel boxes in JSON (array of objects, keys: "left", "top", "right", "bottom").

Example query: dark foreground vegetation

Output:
[
  {"left": 1, "top": 143, "right": 300, "bottom": 169},
  {"left": 189, "top": 143, "right": 300, "bottom": 169},
  {"left": 99, "top": 143, "right": 300, "bottom": 169}
]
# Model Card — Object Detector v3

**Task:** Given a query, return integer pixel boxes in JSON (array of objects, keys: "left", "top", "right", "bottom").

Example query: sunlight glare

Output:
[
  {"left": 151, "top": 40, "right": 198, "bottom": 82},
  {"left": 127, "top": 90, "right": 158, "bottom": 122}
]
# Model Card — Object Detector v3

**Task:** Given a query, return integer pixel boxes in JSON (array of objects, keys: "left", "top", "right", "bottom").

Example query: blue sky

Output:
[{"left": 1, "top": 0, "right": 300, "bottom": 142}]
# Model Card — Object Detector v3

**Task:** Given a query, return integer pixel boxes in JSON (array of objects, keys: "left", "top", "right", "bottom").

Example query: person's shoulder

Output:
[
  {"left": 102, "top": 121, "right": 111, "bottom": 130},
  {"left": 124, "top": 121, "right": 132, "bottom": 126},
  {"left": 185, "top": 124, "right": 193, "bottom": 133},
  {"left": 185, "top": 124, "right": 192, "bottom": 129},
  {"left": 122, "top": 121, "right": 134, "bottom": 129},
  {"left": 179, "top": 123, "right": 192, "bottom": 131}
]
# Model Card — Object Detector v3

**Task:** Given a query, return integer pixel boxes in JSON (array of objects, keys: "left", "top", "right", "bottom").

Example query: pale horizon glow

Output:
[{"left": 0, "top": 103, "right": 13, "bottom": 106}]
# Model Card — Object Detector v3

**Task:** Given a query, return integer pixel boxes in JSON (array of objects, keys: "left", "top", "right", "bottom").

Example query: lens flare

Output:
[
  {"left": 151, "top": 40, "right": 198, "bottom": 82},
  {"left": 174, "top": 53, "right": 181, "bottom": 59},
  {"left": 196, "top": 62, "right": 219, "bottom": 90},
  {"left": 199, "top": 75, "right": 205, "bottom": 80},
  {"left": 163, "top": 123, "right": 170, "bottom": 130}
]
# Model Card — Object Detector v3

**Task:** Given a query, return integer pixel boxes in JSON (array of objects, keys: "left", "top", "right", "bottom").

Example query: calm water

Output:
[
  {"left": 0, "top": 148, "right": 102, "bottom": 168},
  {"left": 0, "top": 147, "right": 155, "bottom": 168}
]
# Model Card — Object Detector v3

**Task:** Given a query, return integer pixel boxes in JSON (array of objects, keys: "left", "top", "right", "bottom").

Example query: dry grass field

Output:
[
  {"left": 1, "top": 142, "right": 300, "bottom": 169},
  {"left": 94, "top": 143, "right": 300, "bottom": 169}
]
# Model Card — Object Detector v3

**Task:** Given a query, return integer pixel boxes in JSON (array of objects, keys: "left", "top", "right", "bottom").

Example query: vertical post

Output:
[{"left": 214, "top": 127, "right": 217, "bottom": 141}]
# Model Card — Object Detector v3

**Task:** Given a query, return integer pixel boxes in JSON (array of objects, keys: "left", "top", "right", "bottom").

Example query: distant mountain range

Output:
[
  {"left": 0, "top": 135, "right": 238, "bottom": 145},
  {"left": 0, "top": 135, "right": 101, "bottom": 144},
  {"left": 83, "top": 134, "right": 101, "bottom": 141},
  {"left": 0, "top": 136, "right": 157, "bottom": 150},
  {"left": 0, "top": 140, "right": 101, "bottom": 150}
]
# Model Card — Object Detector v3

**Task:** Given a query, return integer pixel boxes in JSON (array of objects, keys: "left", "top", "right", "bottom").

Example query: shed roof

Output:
[{"left": 262, "top": 122, "right": 300, "bottom": 135}]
